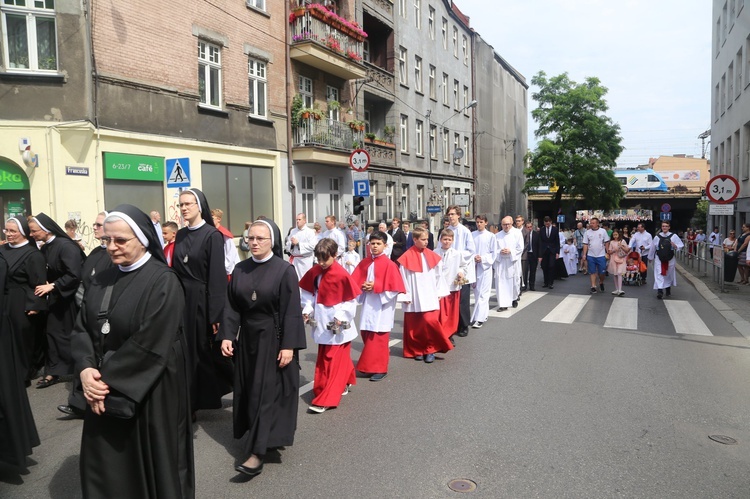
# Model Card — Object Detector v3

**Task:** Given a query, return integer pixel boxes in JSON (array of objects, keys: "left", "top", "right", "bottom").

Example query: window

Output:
[
  {"left": 428, "top": 65, "right": 436, "bottom": 99},
  {"left": 744, "top": 121, "right": 750, "bottom": 180},
  {"left": 414, "top": 56, "right": 422, "bottom": 93},
  {"left": 452, "top": 27, "right": 458, "bottom": 57},
  {"left": 417, "top": 185, "right": 424, "bottom": 216},
  {"left": 298, "top": 75, "right": 313, "bottom": 107},
  {"left": 2, "top": 0, "right": 58, "bottom": 72},
  {"left": 400, "top": 115, "right": 409, "bottom": 153},
  {"left": 736, "top": 47, "right": 743, "bottom": 97},
  {"left": 462, "top": 35, "right": 468, "bottom": 65},
  {"left": 715, "top": 83, "right": 720, "bottom": 122},
  {"left": 463, "top": 136, "right": 469, "bottom": 166},
  {"left": 399, "top": 0, "right": 407, "bottom": 18},
  {"left": 721, "top": 73, "right": 726, "bottom": 113},
  {"left": 398, "top": 46, "right": 408, "bottom": 85},
  {"left": 442, "top": 73, "right": 449, "bottom": 105},
  {"left": 442, "top": 129, "right": 449, "bottom": 161},
  {"left": 414, "top": 0, "right": 420, "bottom": 29},
  {"left": 200, "top": 162, "right": 274, "bottom": 235},
  {"left": 453, "top": 133, "right": 460, "bottom": 162},
  {"left": 248, "top": 0, "right": 265, "bottom": 10},
  {"left": 364, "top": 109, "right": 371, "bottom": 133},
  {"left": 401, "top": 184, "right": 409, "bottom": 217},
  {"left": 329, "top": 177, "right": 341, "bottom": 220},
  {"left": 441, "top": 18, "right": 447, "bottom": 49},
  {"left": 728, "top": 63, "right": 735, "bottom": 108},
  {"left": 367, "top": 180, "right": 377, "bottom": 222},
  {"left": 301, "top": 175, "right": 315, "bottom": 222},
  {"left": 199, "top": 40, "right": 222, "bottom": 107},
  {"left": 327, "top": 85, "right": 340, "bottom": 121},
  {"left": 415, "top": 120, "right": 423, "bottom": 156},
  {"left": 386, "top": 182, "right": 395, "bottom": 220},
  {"left": 745, "top": 35, "right": 750, "bottom": 88},
  {"left": 428, "top": 7, "right": 435, "bottom": 40},
  {"left": 363, "top": 40, "right": 370, "bottom": 62},
  {"left": 429, "top": 125, "right": 437, "bottom": 158},
  {"left": 463, "top": 85, "right": 469, "bottom": 113},
  {"left": 248, "top": 58, "right": 267, "bottom": 118},
  {"left": 443, "top": 186, "right": 450, "bottom": 207},
  {"left": 453, "top": 79, "right": 459, "bottom": 110},
  {"left": 734, "top": 130, "right": 741, "bottom": 179}
]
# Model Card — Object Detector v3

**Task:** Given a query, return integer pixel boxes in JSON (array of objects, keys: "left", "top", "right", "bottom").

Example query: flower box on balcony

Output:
[{"left": 306, "top": 3, "right": 368, "bottom": 42}]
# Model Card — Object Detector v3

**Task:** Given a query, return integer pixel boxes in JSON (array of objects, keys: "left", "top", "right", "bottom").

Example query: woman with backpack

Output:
[{"left": 648, "top": 221, "right": 684, "bottom": 299}]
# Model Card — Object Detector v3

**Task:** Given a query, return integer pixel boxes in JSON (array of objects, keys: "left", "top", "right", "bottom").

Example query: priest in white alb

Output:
[
  {"left": 470, "top": 215, "right": 498, "bottom": 328},
  {"left": 285, "top": 213, "right": 318, "bottom": 280},
  {"left": 494, "top": 216, "right": 524, "bottom": 311}
]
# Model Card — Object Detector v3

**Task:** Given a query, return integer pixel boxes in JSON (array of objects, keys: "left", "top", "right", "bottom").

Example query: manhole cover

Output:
[
  {"left": 448, "top": 479, "right": 477, "bottom": 493},
  {"left": 709, "top": 435, "right": 738, "bottom": 445}
]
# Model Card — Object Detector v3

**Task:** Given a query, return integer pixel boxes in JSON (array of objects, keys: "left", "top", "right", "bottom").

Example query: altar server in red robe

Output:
[
  {"left": 300, "top": 238, "right": 361, "bottom": 413},
  {"left": 350, "top": 231, "right": 406, "bottom": 381},
  {"left": 397, "top": 227, "right": 452, "bottom": 363}
]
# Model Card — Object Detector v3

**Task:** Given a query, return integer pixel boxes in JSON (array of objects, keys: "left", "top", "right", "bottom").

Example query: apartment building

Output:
[
  {"left": 711, "top": 0, "right": 750, "bottom": 230},
  {"left": 0, "top": 0, "right": 288, "bottom": 240}
]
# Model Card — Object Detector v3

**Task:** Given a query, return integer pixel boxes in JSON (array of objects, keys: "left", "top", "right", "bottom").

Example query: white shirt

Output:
[
  {"left": 321, "top": 228, "right": 347, "bottom": 258},
  {"left": 630, "top": 230, "right": 652, "bottom": 256},
  {"left": 357, "top": 255, "right": 401, "bottom": 332},
  {"left": 583, "top": 228, "right": 609, "bottom": 258},
  {"left": 435, "top": 246, "right": 472, "bottom": 292},
  {"left": 449, "top": 223, "right": 477, "bottom": 283}
]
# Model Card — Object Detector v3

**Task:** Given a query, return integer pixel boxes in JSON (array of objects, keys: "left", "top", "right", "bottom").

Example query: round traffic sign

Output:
[
  {"left": 706, "top": 175, "right": 740, "bottom": 204},
  {"left": 349, "top": 149, "right": 370, "bottom": 172},
  {"left": 661, "top": 203, "right": 671, "bottom": 213}
]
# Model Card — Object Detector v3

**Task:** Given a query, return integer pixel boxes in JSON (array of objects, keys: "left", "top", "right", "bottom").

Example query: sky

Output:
[{"left": 456, "top": 0, "right": 712, "bottom": 168}]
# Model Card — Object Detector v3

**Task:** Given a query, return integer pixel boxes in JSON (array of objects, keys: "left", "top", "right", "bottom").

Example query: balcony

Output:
[
  {"left": 290, "top": 8, "right": 367, "bottom": 80},
  {"left": 364, "top": 139, "right": 396, "bottom": 168},
  {"left": 364, "top": 62, "right": 395, "bottom": 99},
  {"left": 293, "top": 118, "right": 364, "bottom": 165}
]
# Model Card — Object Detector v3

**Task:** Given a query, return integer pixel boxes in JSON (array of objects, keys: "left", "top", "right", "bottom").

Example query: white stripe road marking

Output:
[
  {"left": 542, "top": 294, "right": 591, "bottom": 324},
  {"left": 298, "top": 338, "right": 403, "bottom": 396},
  {"left": 604, "top": 297, "right": 639, "bottom": 330},
  {"left": 664, "top": 300, "right": 713, "bottom": 336},
  {"left": 488, "top": 291, "right": 547, "bottom": 318}
]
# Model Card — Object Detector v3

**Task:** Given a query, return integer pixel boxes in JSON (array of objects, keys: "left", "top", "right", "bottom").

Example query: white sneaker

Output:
[
  {"left": 611, "top": 290, "right": 619, "bottom": 295},
  {"left": 472, "top": 322, "right": 484, "bottom": 329},
  {"left": 341, "top": 384, "right": 351, "bottom": 396},
  {"left": 308, "top": 405, "right": 327, "bottom": 414}
]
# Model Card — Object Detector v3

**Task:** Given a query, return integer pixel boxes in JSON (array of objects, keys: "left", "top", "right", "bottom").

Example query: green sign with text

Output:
[
  {"left": 103, "top": 152, "right": 164, "bottom": 182},
  {"left": 0, "top": 159, "right": 30, "bottom": 190}
]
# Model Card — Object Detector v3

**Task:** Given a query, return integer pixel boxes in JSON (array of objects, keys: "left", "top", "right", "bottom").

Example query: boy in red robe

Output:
[
  {"left": 397, "top": 227, "right": 452, "bottom": 363},
  {"left": 350, "top": 231, "right": 406, "bottom": 381},
  {"left": 300, "top": 238, "right": 361, "bottom": 413}
]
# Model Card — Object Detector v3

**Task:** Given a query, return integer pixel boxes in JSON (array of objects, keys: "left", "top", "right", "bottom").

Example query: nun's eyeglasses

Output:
[
  {"left": 178, "top": 202, "right": 196, "bottom": 208},
  {"left": 246, "top": 236, "right": 271, "bottom": 243},
  {"left": 101, "top": 236, "right": 137, "bottom": 246},
  {"left": 2, "top": 229, "right": 19, "bottom": 235}
]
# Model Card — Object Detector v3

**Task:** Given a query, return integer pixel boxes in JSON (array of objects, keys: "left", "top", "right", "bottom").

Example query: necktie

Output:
[{"left": 547, "top": 227, "right": 550, "bottom": 238}]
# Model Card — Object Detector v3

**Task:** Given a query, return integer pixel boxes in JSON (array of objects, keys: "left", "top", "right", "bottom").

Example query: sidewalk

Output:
[{"left": 677, "top": 261, "right": 750, "bottom": 340}]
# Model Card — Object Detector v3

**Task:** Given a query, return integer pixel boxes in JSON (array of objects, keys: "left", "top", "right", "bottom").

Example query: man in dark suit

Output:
[
  {"left": 522, "top": 221, "right": 540, "bottom": 291},
  {"left": 538, "top": 216, "right": 559, "bottom": 289},
  {"left": 388, "top": 216, "right": 407, "bottom": 262}
]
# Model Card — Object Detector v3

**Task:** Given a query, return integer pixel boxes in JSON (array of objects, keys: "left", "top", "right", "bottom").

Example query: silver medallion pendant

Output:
[
  {"left": 101, "top": 320, "right": 110, "bottom": 335},
  {"left": 251, "top": 291, "right": 257, "bottom": 301},
  {"left": 183, "top": 254, "right": 189, "bottom": 263}
]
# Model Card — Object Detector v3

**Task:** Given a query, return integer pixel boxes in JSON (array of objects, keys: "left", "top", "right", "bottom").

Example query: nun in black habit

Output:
[
  {"left": 172, "top": 188, "right": 233, "bottom": 413},
  {"left": 219, "top": 219, "right": 306, "bottom": 477},
  {"left": 0, "top": 250, "right": 40, "bottom": 471},
  {"left": 0, "top": 216, "right": 47, "bottom": 385},
  {"left": 28, "top": 213, "right": 85, "bottom": 388},
  {"left": 71, "top": 204, "right": 194, "bottom": 499}
]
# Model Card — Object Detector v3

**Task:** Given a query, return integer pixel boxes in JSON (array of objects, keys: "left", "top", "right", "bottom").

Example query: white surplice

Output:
[
  {"left": 448, "top": 223, "right": 477, "bottom": 284},
  {"left": 471, "top": 229, "right": 498, "bottom": 323},
  {"left": 321, "top": 228, "right": 347, "bottom": 261},
  {"left": 357, "top": 255, "right": 401, "bottom": 332},
  {"left": 301, "top": 276, "right": 359, "bottom": 345},
  {"left": 434, "top": 246, "right": 472, "bottom": 292},
  {"left": 494, "top": 228, "right": 523, "bottom": 308},
  {"left": 647, "top": 231, "right": 684, "bottom": 289},
  {"left": 398, "top": 253, "right": 448, "bottom": 312},
  {"left": 562, "top": 243, "right": 578, "bottom": 276},
  {"left": 342, "top": 250, "right": 361, "bottom": 274},
  {"left": 285, "top": 226, "right": 318, "bottom": 280}
]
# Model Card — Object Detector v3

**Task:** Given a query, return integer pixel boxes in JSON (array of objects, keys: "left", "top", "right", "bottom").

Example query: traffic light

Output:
[{"left": 353, "top": 196, "right": 365, "bottom": 215}]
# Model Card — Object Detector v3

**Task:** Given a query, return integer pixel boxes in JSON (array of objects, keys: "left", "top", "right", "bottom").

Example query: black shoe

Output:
[
  {"left": 542, "top": 284, "right": 549, "bottom": 288},
  {"left": 590, "top": 287, "right": 597, "bottom": 294},
  {"left": 498, "top": 307, "right": 508, "bottom": 311},
  {"left": 36, "top": 375, "right": 60, "bottom": 389},
  {"left": 512, "top": 300, "right": 518, "bottom": 308},
  {"left": 665, "top": 287, "right": 671, "bottom": 297},
  {"left": 449, "top": 336, "right": 455, "bottom": 346},
  {"left": 529, "top": 287, "right": 535, "bottom": 291},
  {"left": 235, "top": 461, "right": 263, "bottom": 477},
  {"left": 57, "top": 405, "right": 84, "bottom": 418},
  {"left": 657, "top": 290, "right": 663, "bottom": 299},
  {"left": 548, "top": 285, "right": 553, "bottom": 290},
  {"left": 521, "top": 286, "right": 527, "bottom": 292},
  {"left": 370, "top": 373, "right": 387, "bottom": 382},
  {"left": 599, "top": 283, "right": 605, "bottom": 292},
  {"left": 424, "top": 353, "right": 435, "bottom": 363},
  {"left": 457, "top": 330, "right": 468, "bottom": 337},
  {"left": 414, "top": 355, "right": 424, "bottom": 361}
]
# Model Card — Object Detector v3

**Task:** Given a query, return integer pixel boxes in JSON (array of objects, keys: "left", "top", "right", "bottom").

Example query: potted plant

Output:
[
  {"left": 327, "top": 100, "right": 341, "bottom": 111},
  {"left": 383, "top": 125, "right": 395, "bottom": 142},
  {"left": 348, "top": 119, "right": 365, "bottom": 131},
  {"left": 364, "top": 132, "right": 376, "bottom": 142},
  {"left": 291, "top": 3, "right": 306, "bottom": 17}
]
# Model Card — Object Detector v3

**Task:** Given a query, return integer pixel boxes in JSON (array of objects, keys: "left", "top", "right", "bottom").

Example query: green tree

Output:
[
  {"left": 523, "top": 71, "right": 625, "bottom": 213},
  {"left": 690, "top": 199, "right": 708, "bottom": 229}
]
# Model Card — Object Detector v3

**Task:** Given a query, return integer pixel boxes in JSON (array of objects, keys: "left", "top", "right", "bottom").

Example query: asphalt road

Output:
[{"left": 2, "top": 271, "right": 750, "bottom": 498}]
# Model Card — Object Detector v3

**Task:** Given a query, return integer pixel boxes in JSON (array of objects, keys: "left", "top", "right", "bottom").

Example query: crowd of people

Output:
[{"left": 0, "top": 198, "right": 704, "bottom": 496}]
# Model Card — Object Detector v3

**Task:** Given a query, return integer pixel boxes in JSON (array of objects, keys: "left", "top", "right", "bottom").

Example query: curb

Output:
[{"left": 676, "top": 263, "right": 750, "bottom": 340}]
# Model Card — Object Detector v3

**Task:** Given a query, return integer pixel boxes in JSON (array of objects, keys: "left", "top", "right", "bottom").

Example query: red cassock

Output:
[
  {"left": 163, "top": 241, "right": 175, "bottom": 267},
  {"left": 351, "top": 255, "right": 406, "bottom": 373},
  {"left": 300, "top": 262, "right": 361, "bottom": 408},
  {"left": 398, "top": 247, "right": 454, "bottom": 357},
  {"left": 439, "top": 291, "right": 460, "bottom": 339}
]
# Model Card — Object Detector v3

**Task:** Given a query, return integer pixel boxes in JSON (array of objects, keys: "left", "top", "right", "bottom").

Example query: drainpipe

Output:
[
  {"left": 286, "top": 1, "right": 297, "bottom": 222},
  {"left": 471, "top": 32, "right": 477, "bottom": 216}
]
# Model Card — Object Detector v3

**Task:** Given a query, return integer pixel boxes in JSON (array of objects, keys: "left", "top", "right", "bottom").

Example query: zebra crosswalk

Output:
[{"left": 483, "top": 291, "right": 715, "bottom": 337}]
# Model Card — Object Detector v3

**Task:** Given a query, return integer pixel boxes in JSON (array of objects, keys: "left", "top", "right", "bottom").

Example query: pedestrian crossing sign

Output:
[{"left": 166, "top": 157, "right": 190, "bottom": 188}]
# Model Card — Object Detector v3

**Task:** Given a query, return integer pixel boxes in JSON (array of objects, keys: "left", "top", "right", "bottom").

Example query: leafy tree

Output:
[
  {"left": 690, "top": 199, "right": 708, "bottom": 229},
  {"left": 523, "top": 71, "right": 625, "bottom": 213}
]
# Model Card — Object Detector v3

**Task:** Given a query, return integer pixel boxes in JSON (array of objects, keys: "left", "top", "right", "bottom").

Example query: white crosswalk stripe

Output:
[
  {"left": 488, "top": 291, "right": 547, "bottom": 318},
  {"left": 664, "top": 300, "right": 713, "bottom": 336},
  {"left": 542, "top": 294, "right": 591, "bottom": 324},
  {"left": 603, "top": 297, "right": 639, "bottom": 330}
]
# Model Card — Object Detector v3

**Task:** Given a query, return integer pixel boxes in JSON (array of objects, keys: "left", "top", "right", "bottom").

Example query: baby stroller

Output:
[{"left": 623, "top": 251, "right": 647, "bottom": 286}]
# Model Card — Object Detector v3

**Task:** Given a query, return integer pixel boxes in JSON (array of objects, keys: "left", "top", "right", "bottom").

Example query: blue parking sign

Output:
[{"left": 353, "top": 179, "right": 370, "bottom": 197}]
